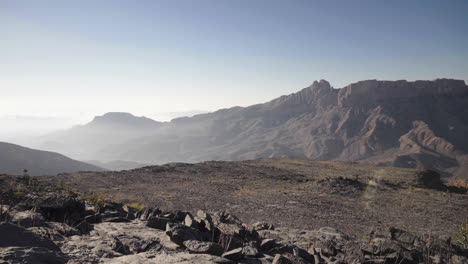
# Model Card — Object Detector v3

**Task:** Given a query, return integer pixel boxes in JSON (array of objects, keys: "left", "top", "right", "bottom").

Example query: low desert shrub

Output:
[
  {"left": 126, "top": 203, "right": 144, "bottom": 211},
  {"left": 86, "top": 192, "right": 106, "bottom": 207},
  {"left": 454, "top": 218, "right": 468, "bottom": 249}
]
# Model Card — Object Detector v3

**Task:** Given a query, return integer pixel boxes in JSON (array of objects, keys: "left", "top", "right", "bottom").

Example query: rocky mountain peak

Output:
[
  {"left": 92, "top": 112, "right": 141, "bottom": 123},
  {"left": 309, "top": 79, "right": 332, "bottom": 90},
  {"left": 89, "top": 112, "right": 161, "bottom": 128}
]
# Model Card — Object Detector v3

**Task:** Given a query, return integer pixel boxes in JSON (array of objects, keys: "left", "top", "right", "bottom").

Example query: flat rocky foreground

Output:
[
  {"left": 42, "top": 159, "right": 468, "bottom": 237},
  {"left": 1, "top": 190, "right": 467, "bottom": 264}
]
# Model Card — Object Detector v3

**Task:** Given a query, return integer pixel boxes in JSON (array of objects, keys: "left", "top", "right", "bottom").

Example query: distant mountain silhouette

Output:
[
  {"left": 0, "top": 142, "right": 104, "bottom": 176},
  {"left": 88, "top": 112, "right": 161, "bottom": 129},
  {"left": 35, "top": 79, "right": 468, "bottom": 178},
  {"left": 36, "top": 112, "right": 162, "bottom": 160}
]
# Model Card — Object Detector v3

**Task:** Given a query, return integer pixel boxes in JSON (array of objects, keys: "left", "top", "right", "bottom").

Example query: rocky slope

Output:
[
  {"left": 34, "top": 79, "right": 468, "bottom": 178},
  {"left": 41, "top": 159, "right": 468, "bottom": 238},
  {"left": 0, "top": 142, "right": 104, "bottom": 176},
  {"left": 0, "top": 175, "right": 467, "bottom": 264}
]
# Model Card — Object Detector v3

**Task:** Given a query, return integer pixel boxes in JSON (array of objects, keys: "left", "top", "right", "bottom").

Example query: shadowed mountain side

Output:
[{"left": 0, "top": 142, "right": 104, "bottom": 176}]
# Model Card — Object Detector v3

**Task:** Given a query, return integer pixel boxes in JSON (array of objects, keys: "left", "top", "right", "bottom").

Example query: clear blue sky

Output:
[{"left": 1, "top": 0, "right": 467, "bottom": 123}]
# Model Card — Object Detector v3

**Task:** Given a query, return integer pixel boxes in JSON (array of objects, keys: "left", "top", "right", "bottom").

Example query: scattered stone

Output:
[
  {"left": 28, "top": 226, "right": 67, "bottom": 242},
  {"left": 109, "top": 237, "right": 131, "bottom": 255},
  {"left": 146, "top": 216, "right": 171, "bottom": 230},
  {"left": 183, "top": 240, "right": 224, "bottom": 256},
  {"left": 128, "top": 237, "right": 161, "bottom": 253},
  {"left": 184, "top": 213, "right": 200, "bottom": 228},
  {"left": 451, "top": 255, "right": 468, "bottom": 264},
  {"left": 389, "top": 227, "right": 417, "bottom": 244},
  {"left": 272, "top": 254, "right": 293, "bottom": 264},
  {"left": 11, "top": 210, "right": 45, "bottom": 228},
  {"left": 217, "top": 222, "right": 244, "bottom": 236},
  {"left": 137, "top": 207, "right": 162, "bottom": 221},
  {"left": 197, "top": 209, "right": 211, "bottom": 221},
  {"left": 260, "top": 238, "right": 275, "bottom": 252},
  {"left": 122, "top": 204, "right": 138, "bottom": 217},
  {"left": 166, "top": 224, "right": 205, "bottom": 246},
  {"left": 253, "top": 221, "right": 275, "bottom": 231},
  {"left": 242, "top": 245, "right": 260, "bottom": 258},
  {"left": 84, "top": 213, "right": 101, "bottom": 224},
  {"left": 73, "top": 219, "right": 93, "bottom": 234},
  {"left": 280, "top": 253, "right": 309, "bottom": 264},
  {"left": 239, "top": 256, "right": 275, "bottom": 264},
  {"left": 0, "top": 222, "right": 61, "bottom": 251},
  {"left": 0, "top": 246, "right": 68, "bottom": 264},
  {"left": 163, "top": 210, "right": 188, "bottom": 222},
  {"left": 222, "top": 247, "right": 244, "bottom": 261},
  {"left": 23, "top": 193, "right": 85, "bottom": 225},
  {"left": 46, "top": 222, "right": 80, "bottom": 237}
]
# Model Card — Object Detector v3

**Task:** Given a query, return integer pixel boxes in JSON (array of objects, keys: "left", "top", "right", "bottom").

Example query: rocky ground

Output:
[
  {"left": 1, "top": 159, "right": 467, "bottom": 263},
  {"left": 0, "top": 184, "right": 467, "bottom": 264},
  {"left": 41, "top": 159, "right": 468, "bottom": 237}
]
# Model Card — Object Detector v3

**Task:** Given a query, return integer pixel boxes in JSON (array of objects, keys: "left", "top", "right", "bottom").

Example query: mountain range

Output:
[
  {"left": 0, "top": 142, "right": 103, "bottom": 176},
  {"left": 31, "top": 79, "right": 468, "bottom": 178}
]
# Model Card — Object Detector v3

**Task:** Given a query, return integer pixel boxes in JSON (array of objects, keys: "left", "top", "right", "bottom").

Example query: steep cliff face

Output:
[
  {"left": 175, "top": 78, "right": 468, "bottom": 178},
  {"left": 331, "top": 79, "right": 468, "bottom": 176},
  {"left": 337, "top": 79, "right": 468, "bottom": 107}
]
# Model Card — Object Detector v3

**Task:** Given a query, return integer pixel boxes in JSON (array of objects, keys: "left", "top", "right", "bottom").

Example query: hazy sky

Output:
[{"left": 1, "top": 0, "right": 467, "bottom": 127}]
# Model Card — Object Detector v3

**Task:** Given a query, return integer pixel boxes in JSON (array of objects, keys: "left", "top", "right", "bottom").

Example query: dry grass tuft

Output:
[{"left": 126, "top": 203, "right": 145, "bottom": 211}]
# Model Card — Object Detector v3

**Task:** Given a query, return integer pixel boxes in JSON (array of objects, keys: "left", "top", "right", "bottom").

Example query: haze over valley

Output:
[{"left": 4, "top": 79, "right": 465, "bottom": 178}]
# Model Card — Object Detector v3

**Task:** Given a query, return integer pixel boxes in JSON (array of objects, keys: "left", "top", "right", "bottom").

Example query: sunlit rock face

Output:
[{"left": 337, "top": 79, "right": 468, "bottom": 107}]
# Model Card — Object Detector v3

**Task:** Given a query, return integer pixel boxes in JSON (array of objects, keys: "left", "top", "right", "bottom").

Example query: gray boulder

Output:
[
  {"left": 260, "top": 239, "right": 275, "bottom": 252},
  {"left": 243, "top": 245, "right": 260, "bottom": 258},
  {"left": 23, "top": 193, "right": 85, "bottom": 225},
  {"left": 184, "top": 213, "right": 200, "bottom": 228},
  {"left": 0, "top": 246, "right": 67, "bottom": 264},
  {"left": 0, "top": 222, "right": 61, "bottom": 251},
  {"left": 166, "top": 224, "right": 205, "bottom": 246},
  {"left": 272, "top": 254, "right": 293, "bottom": 264},
  {"left": 146, "top": 216, "right": 171, "bottom": 230},
  {"left": 28, "top": 223, "right": 80, "bottom": 243},
  {"left": 239, "top": 256, "right": 275, "bottom": 264},
  {"left": 11, "top": 210, "right": 45, "bottom": 228},
  {"left": 183, "top": 240, "right": 224, "bottom": 256},
  {"left": 222, "top": 247, "right": 243, "bottom": 261},
  {"left": 136, "top": 207, "right": 162, "bottom": 221},
  {"left": 47, "top": 222, "right": 81, "bottom": 236},
  {"left": 272, "top": 253, "right": 308, "bottom": 264}
]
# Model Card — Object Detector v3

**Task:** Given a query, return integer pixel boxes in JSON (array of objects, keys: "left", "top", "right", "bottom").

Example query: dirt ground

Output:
[{"left": 41, "top": 158, "right": 468, "bottom": 238}]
